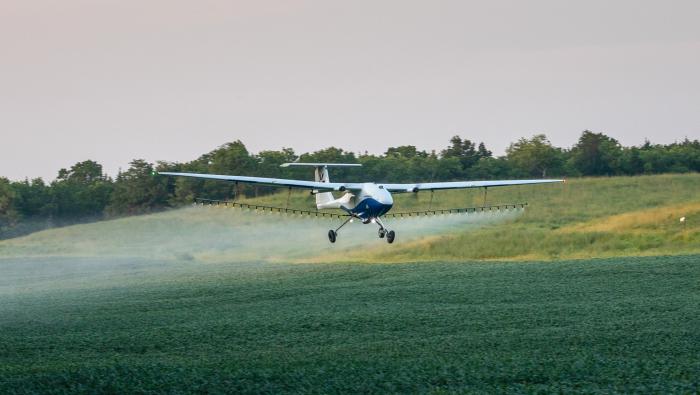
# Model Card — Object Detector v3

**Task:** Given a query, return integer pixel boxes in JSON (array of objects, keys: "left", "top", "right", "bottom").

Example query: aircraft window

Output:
[{"left": 378, "top": 185, "right": 384, "bottom": 189}]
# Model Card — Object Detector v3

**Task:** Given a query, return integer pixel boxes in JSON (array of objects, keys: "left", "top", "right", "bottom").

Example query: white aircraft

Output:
[{"left": 160, "top": 163, "right": 563, "bottom": 244}]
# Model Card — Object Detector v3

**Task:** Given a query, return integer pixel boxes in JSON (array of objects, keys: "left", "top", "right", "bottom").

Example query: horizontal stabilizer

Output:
[{"left": 280, "top": 163, "right": 362, "bottom": 168}]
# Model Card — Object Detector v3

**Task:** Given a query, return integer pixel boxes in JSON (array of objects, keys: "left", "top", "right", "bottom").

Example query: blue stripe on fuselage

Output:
[{"left": 349, "top": 198, "right": 392, "bottom": 219}]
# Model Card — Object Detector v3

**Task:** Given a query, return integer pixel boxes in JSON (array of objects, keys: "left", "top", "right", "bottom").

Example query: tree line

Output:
[{"left": 1, "top": 130, "right": 698, "bottom": 239}]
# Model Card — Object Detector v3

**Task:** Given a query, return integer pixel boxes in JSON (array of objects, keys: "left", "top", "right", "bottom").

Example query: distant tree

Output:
[
  {"left": 385, "top": 145, "right": 427, "bottom": 159},
  {"left": 57, "top": 160, "right": 103, "bottom": 183},
  {"left": 11, "top": 178, "right": 52, "bottom": 218},
  {"left": 175, "top": 140, "right": 257, "bottom": 200},
  {"left": 254, "top": 148, "right": 298, "bottom": 194},
  {"left": 299, "top": 147, "right": 357, "bottom": 164},
  {"left": 441, "top": 136, "right": 489, "bottom": 171},
  {"left": 569, "top": 130, "right": 622, "bottom": 176},
  {"left": 469, "top": 157, "right": 514, "bottom": 180},
  {"left": 506, "top": 134, "right": 563, "bottom": 177},
  {"left": 51, "top": 160, "right": 113, "bottom": 219},
  {"left": 434, "top": 157, "right": 464, "bottom": 181},
  {"left": 619, "top": 147, "right": 645, "bottom": 175},
  {"left": 256, "top": 148, "right": 298, "bottom": 178},
  {"left": 477, "top": 142, "right": 492, "bottom": 159},
  {"left": 0, "top": 178, "right": 19, "bottom": 235},
  {"left": 107, "top": 160, "right": 169, "bottom": 216}
]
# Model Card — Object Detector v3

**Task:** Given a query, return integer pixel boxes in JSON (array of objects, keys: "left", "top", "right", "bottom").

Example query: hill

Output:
[{"left": 2, "top": 173, "right": 697, "bottom": 262}]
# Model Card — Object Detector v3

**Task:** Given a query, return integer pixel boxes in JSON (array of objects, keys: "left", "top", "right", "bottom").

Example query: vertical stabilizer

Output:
[
  {"left": 314, "top": 166, "right": 335, "bottom": 207},
  {"left": 279, "top": 163, "right": 362, "bottom": 209}
]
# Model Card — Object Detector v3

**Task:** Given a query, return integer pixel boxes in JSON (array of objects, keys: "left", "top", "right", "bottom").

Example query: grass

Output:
[
  {"left": 331, "top": 173, "right": 700, "bottom": 262},
  {"left": 1, "top": 173, "right": 698, "bottom": 262},
  {"left": 1, "top": 255, "right": 699, "bottom": 393}
]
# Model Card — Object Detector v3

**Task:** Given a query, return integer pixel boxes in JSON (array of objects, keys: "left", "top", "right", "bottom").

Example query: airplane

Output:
[{"left": 159, "top": 163, "right": 563, "bottom": 244}]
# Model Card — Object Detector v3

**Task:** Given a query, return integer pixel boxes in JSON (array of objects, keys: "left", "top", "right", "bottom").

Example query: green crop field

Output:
[
  {"left": 1, "top": 255, "right": 699, "bottom": 393},
  {"left": 1, "top": 173, "right": 699, "bottom": 393}
]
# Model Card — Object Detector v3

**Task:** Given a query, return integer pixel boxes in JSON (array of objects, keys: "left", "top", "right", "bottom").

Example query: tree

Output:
[
  {"left": 569, "top": 130, "right": 622, "bottom": 176},
  {"left": 256, "top": 148, "right": 298, "bottom": 178},
  {"left": 107, "top": 160, "right": 169, "bottom": 216},
  {"left": 440, "top": 136, "right": 489, "bottom": 171},
  {"left": 469, "top": 157, "right": 514, "bottom": 180},
  {"left": 51, "top": 160, "right": 113, "bottom": 219},
  {"left": 477, "top": 142, "right": 492, "bottom": 159},
  {"left": 619, "top": 147, "right": 645, "bottom": 175},
  {"left": 385, "top": 145, "right": 427, "bottom": 159},
  {"left": 178, "top": 140, "right": 257, "bottom": 200},
  {"left": 11, "top": 178, "right": 52, "bottom": 218},
  {"left": 0, "top": 178, "right": 19, "bottom": 235},
  {"left": 506, "top": 134, "right": 563, "bottom": 177}
]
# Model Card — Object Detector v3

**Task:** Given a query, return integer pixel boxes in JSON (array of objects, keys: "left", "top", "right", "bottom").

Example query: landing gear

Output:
[
  {"left": 328, "top": 216, "right": 354, "bottom": 243},
  {"left": 375, "top": 217, "right": 395, "bottom": 244}
]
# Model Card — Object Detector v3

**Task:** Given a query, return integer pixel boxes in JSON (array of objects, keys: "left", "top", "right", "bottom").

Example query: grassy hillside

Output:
[
  {"left": 1, "top": 255, "right": 698, "bottom": 393},
  {"left": 0, "top": 173, "right": 698, "bottom": 262},
  {"left": 327, "top": 173, "right": 700, "bottom": 262}
]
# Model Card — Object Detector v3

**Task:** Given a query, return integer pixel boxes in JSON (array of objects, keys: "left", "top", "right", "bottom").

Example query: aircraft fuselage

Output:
[{"left": 347, "top": 183, "right": 394, "bottom": 221}]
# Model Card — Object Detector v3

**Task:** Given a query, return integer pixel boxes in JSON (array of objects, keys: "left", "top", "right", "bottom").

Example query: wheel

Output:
[
  {"left": 378, "top": 228, "right": 386, "bottom": 238},
  {"left": 386, "top": 230, "right": 395, "bottom": 244},
  {"left": 328, "top": 229, "right": 337, "bottom": 243}
]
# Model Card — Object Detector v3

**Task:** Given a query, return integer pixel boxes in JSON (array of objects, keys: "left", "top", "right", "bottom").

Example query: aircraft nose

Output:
[{"left": 377, "top": 189, "right": 394, "bottom": 205}]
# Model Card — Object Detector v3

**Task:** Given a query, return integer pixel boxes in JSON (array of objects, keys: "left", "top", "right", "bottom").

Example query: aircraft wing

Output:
[
  {"left": 158, "top": 172, "right": 363, "bottom": 191},
  {"left": 382, "top": 179, "right": 564, "bottom": 193}
]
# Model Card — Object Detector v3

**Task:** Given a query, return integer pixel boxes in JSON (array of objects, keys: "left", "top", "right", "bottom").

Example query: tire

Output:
[
  {"left": 378, "top": 228, "right": 385, "bottom": 238},
  {"left": 328, "top": 230, "right": 337, "bottom": 243},
  {"left": 386, "top": 230, "right": 395, "bottom": 244}
]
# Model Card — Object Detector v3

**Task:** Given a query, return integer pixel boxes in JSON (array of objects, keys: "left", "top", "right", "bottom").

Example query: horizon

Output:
[
  {"left": 4, "top": 132, "right": 697, "bottom": 182},
  {"left": 2, "top": 1, "right": 699, "bottom": 181}
]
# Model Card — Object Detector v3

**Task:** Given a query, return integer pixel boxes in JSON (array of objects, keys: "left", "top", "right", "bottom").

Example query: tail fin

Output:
[
  {"left": 313, "top": 166, "right": 334, "bottom": 207},
  {"left": 280, "top": 163, "right": 361, "bottom": 207}
]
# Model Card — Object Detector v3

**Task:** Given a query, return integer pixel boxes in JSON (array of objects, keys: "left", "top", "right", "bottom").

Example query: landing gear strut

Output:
[
  {"left": 328, "top": 216, "right": 354, "bottom": 243},
  {"left": 375, "top": 217, "right": 395, "bottom": 244}
]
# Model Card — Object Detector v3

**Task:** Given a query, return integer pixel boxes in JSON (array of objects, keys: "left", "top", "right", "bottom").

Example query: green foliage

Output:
[
  {"left": 506, "top": 134, "right": 564, "bottom": 177},
  {"left": 51, "top": 160, "right": 113, "bottom": 219},
  {"left": 441, "top": 135, "right": 491, "bottom": 170},
  {"left": 0, "top": 255, "right": 698, "bottom": 393},
  {"left": 106, "top": 160, "right": 168, "bottom": 216},
  {"left": 1, "top": 132, "right": 699, "bottom": 239},
  {"left": 569, "top": 130, "right": 622, "bottom": 176},
  {"left": 10, "top": 178, "right": 51, "bottom": 218},
  {"left": 0, "top": 178, "right": 19, "bottom": 234}
]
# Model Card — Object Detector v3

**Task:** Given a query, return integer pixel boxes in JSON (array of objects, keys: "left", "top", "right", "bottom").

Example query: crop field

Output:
[
  {"left": 1, "top": 255, "right": 699, "bottom": 393},
  {"left": 1, "top": 173, "right": 699, "bottom": 393}
]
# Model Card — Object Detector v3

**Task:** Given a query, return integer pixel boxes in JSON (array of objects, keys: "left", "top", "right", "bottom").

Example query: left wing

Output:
[
  {"left": 382, "top": 179, "right": 564, "bottom": 193},
  {"left": 158, "top": 172, "right": 363, "bottom": 191}
]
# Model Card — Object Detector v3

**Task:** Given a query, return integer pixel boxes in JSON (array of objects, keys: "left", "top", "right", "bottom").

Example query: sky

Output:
[{"left": 1, "top": 0, "right": 699, "bottom": 181}]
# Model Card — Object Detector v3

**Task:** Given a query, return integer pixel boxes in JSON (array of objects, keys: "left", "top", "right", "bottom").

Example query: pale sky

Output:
[{"left": 1, "top": 0, "right": 699, "bottom": 181}]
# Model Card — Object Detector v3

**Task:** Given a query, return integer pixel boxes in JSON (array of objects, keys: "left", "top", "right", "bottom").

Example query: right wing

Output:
[
  {"left": 158, "top": 172, "right": 362, "bottom": 191},
  {"left": 382, "top": 179, "right": 564, "bottom": 193}
]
